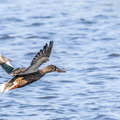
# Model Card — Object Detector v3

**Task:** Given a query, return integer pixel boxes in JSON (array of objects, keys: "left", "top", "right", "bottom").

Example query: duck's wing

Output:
[
  {"left": 0, "top": 54, "right": 26, "bottom": 76},
  {"left": 12, "top": 68, "right": 26, "bottom": 76},
  {"left": 21, "top": 41, "right": 53, "bottom": 75},
  {"left": 0, "top": 54, "right": 14, "bottom": 74}
]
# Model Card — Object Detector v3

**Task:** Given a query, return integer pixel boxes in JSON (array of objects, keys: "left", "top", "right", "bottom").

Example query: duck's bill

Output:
[{"left": 55, "top": 67, "right": 66, "bottom": 73}]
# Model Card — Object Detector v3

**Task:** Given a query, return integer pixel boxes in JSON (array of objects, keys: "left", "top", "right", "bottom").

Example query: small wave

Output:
[
  {"left": 0, "top": 34, "right": 14, "bottom": 40},
  {"left": 108, "top": 53, "right": 120, "bottom": 58}
]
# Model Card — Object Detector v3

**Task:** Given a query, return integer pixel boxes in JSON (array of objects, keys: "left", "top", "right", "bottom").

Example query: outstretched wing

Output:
[
  {"left": 0, "top": 54, "right": 26, "bottom": 76},
  {"left": 21, "top": 41, "right": 53, "bottom": 75},
  {"left": 0, "top": 54, "right": 14, "bottom": 74}
]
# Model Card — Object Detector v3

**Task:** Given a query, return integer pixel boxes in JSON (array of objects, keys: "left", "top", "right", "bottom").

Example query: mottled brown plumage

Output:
[
  {"left": 9, "top": 71, "right": 42, "bottom": 88},
  {"left": 12, "top": 68, "right": 26, "bottom": 76}
]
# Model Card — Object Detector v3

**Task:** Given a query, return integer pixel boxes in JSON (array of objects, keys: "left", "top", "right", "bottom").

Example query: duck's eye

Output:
[{"left": 52, "top": 66, "right": 56, "bottom": 71}]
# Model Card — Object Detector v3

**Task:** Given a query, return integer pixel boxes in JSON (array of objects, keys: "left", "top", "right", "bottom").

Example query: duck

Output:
[{"left": 0, "top": 41, "right": 65, "bottom": 93}]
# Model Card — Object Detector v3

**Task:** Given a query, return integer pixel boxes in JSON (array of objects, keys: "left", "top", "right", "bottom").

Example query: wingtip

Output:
[
  {"left": 45, "top": 41, "right": 53, "bottom": 49},
  {"left": 48, "top": 41, "right": 54, "bottom": 54},
  {"left": 0, "top": 54, "right": 11, "bottom": 63},
  {"left": 49, "top": 41, "right": 53, "bottom": 46},
  {"left": 50, "top": 40, "right": 53, "bottom": 43}
]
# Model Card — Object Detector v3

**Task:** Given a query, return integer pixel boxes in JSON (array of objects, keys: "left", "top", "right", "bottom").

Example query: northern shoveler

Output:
[{"left": 0, "top": 41, "right": 65, "bottom": 93}]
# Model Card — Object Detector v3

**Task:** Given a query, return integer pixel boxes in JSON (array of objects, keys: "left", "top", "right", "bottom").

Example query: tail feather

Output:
[
  {"left": 0, "top": 83, "right": 7, "bottom": 93},
  {"left": 0, "top": 82, "right": 19, "bottom": 93}
]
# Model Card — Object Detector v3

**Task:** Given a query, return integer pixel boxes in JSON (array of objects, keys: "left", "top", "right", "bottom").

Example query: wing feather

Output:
[
  {"left": 22, "top": 41, "right": 53, "bottom": 75},
  {"left": 12, "top": 68, "right": 26, "bottom": 76},
  {"left": 0, "top": 55, "right": 14, "bottom": 74}
]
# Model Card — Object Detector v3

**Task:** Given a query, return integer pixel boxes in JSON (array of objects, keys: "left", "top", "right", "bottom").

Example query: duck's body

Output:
[
  {"left": 9, "top": 71, "right": 43, "bottom": 88},
  {"left": 0, "top": 41, "right": 65, "bottom": 93}
]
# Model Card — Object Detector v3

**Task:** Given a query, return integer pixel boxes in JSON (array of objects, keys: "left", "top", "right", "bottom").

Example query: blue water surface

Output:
[{"left": 0, "top": 0, "right": 120, "bottom": 120}]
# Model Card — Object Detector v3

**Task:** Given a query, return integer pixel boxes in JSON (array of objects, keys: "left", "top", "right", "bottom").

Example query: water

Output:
[{"left": 0, "top": 0, "right": 120, "bottom": 120}]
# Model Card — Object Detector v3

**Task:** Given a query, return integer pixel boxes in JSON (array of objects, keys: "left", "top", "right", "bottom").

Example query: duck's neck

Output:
[{"left": 38, "top": 69, "right": 49, "bottom": 75}]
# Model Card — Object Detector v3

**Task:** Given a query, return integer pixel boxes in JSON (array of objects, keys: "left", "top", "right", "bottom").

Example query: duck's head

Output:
[{"left": 41, "top": 65, "right": 66, "bottom": 74}]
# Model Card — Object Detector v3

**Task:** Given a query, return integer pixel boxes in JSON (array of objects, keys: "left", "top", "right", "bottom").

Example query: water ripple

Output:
[{"left": 0, "top": 0, "right": 120, "bottom": 120}]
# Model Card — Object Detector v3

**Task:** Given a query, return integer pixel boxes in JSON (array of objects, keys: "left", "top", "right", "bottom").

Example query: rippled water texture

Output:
[{"left": 0, "top": 0, "right": 120, "bottom": 120}]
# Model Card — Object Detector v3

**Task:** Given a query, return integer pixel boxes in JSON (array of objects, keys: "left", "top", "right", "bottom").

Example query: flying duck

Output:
[{"left": 0, "top": 41, "right": 65, "bottom": 93}]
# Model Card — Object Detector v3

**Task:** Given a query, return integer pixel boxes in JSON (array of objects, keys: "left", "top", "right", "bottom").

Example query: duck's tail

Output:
[
  {"left": 0, "top": 82, "right": 19, "bottom": 93},
  {"left": 0, "top": 83, "right": 7, "bottom": 93}
]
